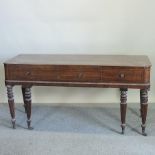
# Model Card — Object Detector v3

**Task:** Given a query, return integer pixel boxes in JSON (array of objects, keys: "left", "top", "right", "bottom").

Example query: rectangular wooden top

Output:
[{"left": 4, "top": 54, "right": 151, "bottom": 67}]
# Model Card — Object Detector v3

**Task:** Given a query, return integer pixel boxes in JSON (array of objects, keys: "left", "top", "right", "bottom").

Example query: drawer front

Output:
[
  {"left": 6, "top": 65, "right": 101, "bottom": 82},
  {"left": 102, "top": 67, "right": 144, "bottom": 83}
]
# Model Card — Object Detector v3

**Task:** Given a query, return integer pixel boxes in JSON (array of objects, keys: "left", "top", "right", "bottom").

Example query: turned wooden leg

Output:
[
  {"left": 22, "top": 87, "right": 27, "bottom": 113},
  {"left": 140, "top": 89, "right": 148, "bottom": 136},
  {"left": 24, "top": 87, "right": 33, "bottom": 130},
  {"left": 7, "top": 85, "right": 16, "bottom": 129},
  {"left": 120, "top": 88, "right": 128, "bottom": 134},
  {"left": 140, "top": 90, "right": 143, "bottom": 117}
]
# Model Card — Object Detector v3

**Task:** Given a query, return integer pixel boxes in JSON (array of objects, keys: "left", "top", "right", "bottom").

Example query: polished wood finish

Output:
[
  {"left": 22, "top": 87, "right": 27, "bottom": 113},
  {"left": 120, "top": 88, "right": 128, "bottom": 134},
  {"left": 7, "top": 85, "right": 16, "bottom": 129},
  {"left": 24, "top": 87, "right": 33, "bottom": 130},
  {"left": 140, "top": 89, "right": 148, "bottom": 136},
  {"left": 4, "top": 54, "right": 151, "bottom": 135},
  {"left": 5, "top": 54, "right": 151, "bottom": 67}
]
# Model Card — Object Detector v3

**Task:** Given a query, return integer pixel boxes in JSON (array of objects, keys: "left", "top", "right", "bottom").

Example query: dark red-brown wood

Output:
[
  {"left": 4, "top": 54, "right": 151, "bottom": 135},
  {"left": 120, "top": 88, "right": 128, "bottom": 134}
]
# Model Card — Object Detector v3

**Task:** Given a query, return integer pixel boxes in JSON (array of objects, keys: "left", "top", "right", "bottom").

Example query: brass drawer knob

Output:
[
  {"left": 25, "top": 71, "right": 31, "bottom": 76},
  {"left": 78, "top": 72, "right": 84, "bottom": 79},
  {"left": 119, "top": 73, "right": 125, "bottom": 78}
]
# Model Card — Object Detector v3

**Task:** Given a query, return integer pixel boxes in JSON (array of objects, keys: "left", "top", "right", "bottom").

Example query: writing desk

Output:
[{"left": 4, "top": 54, "right": 151, "bottom": 135}]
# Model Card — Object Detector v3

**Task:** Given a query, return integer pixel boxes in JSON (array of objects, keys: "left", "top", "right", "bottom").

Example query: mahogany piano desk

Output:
[{"left": 4, "top": 54, "right": 151, "bottom": 135}]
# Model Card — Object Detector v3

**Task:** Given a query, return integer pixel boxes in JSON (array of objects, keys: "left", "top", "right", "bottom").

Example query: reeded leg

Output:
[
  {"left": 7, "top": 85, "right": 16, "bottom": 129},
  {"left": 140, "top": 89, "right": 148, "bottom": 136},
  {"left": 120, "top": 88, "right": 128, "bottom": 134},
  {"left": 22, "top": 87, "right": 27, "bottom": 113},
  {"left": 24, "top": 87, "right": 33, "bottom": 130}
]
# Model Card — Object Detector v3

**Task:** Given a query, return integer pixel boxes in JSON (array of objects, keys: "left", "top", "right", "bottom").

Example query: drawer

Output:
[
  {"left": 6, "top": 65, "right": 101, "bottom": 82},
  {"left": 54, "top": 66, "right": 101, "bottom": 82},
  {"left": 102, "top": 67, "right": 144, "bottom": 83}
]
